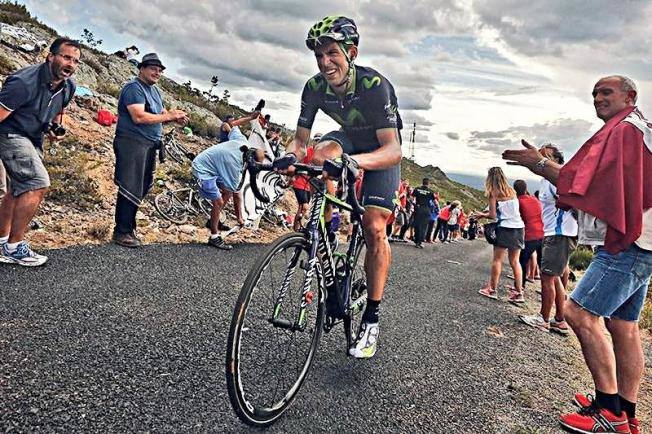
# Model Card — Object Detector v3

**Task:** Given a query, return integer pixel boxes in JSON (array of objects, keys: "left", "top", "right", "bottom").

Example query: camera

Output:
[{"left": 48, "top": 122, "right": 66, "bottom": 137}]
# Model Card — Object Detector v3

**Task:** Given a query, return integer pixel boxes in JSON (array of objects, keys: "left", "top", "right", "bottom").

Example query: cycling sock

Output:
[
  {"left": 619, "top": 396, "right": 636, "bottom": 418},
  {"left": 210, "top": 233, "right": 221, "bottom": 240},
  {"left": 0, "top": 235, "right": 8, "bottom": 244},
  {"left": 362, "top": 299, "right": 380, "bottom": 323},
  {"left": 596, "top": 390, "right": 621, "bottom": 416},
  {"left": 5, "top": 241, "right": 20, "bottom": 253}
]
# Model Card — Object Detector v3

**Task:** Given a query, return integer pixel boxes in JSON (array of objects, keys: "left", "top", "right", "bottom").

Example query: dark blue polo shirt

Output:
[
  {"left": 116, "top": 78, "right": 164, "bottom": 142},
  {"left": 0, "top": 62, "right": 76, "bottom": 148}
]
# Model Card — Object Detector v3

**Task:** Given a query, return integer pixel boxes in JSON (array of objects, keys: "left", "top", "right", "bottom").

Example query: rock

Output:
[
  {"left": 178, "top": 224, "right": 196, "bottom": 235},
  {"left": 135, "top": 211, "right": 148, "bottom": 221}
]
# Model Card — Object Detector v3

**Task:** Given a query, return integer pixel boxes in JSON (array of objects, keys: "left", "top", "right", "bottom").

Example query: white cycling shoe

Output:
[{"left": 348, "top": 322, "right": 379, "bottom": 359}]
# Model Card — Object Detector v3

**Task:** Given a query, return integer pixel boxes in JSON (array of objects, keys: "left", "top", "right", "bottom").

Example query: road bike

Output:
[
  {"left": 153, "top": 184, "right": 212, "bottom": 224},
  {"left": 226, "top": 151, "right": 368, "bottom": 427},
  {"left": 162, "top": 129, "right": 193, "bottom": 164}
]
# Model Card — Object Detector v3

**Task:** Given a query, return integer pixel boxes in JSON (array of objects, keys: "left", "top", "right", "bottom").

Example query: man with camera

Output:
[
  {"left": 0, "top": 37, "right": 79, "bottom": 266},
  {"left": 112, "top": 53, "right": 188, "bottom": 248}
]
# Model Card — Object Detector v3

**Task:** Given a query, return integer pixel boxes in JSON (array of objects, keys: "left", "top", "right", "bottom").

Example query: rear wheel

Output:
[
  {"left": 226, "top": 233, "right": 325, "bottom": 427},
  {"left": 154, "top": 190, "right": 189, "bottom": 224}
]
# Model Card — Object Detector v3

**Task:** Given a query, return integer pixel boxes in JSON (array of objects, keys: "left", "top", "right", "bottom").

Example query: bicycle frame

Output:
[{"left": 269, "top": 176, "right": 364, "bottom": 333}]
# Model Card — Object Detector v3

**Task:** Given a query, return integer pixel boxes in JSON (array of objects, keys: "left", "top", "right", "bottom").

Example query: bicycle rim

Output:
[
  {"left": 345, "top": 239, "right": 367, "bottom": 347},
  {"left": 154, "top": 191, "right": 189, "bottom": 224},
  {"left": 226, "top": 233, "right": 324, "bottom": 427},
  {"left": 167, "top": 143, "right": 185, "bottom": 164}
]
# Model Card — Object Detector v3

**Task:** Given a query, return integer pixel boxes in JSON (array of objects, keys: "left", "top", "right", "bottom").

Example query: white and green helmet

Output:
[{"left": 306, "top": 15, "right": 359, "bottom": 51}]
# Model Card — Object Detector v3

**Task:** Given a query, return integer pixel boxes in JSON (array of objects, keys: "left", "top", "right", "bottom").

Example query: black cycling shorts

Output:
[
  {"left": 293, "top": 187, "right": 311, "bottom": 205},
  {"left": 320, "top": 130, "right": 400, "bottom": 212}
]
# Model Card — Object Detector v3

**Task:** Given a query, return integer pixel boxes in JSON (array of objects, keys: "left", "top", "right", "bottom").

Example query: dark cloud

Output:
[
  {"left": 401, "top": 111, "right": 435, "bottom": 127},
  {"left": 469, "top": 118, "right": 595, "bottom": 157},
  {"left": 445, "top": 132, "right": 459, "bottom": 140}
]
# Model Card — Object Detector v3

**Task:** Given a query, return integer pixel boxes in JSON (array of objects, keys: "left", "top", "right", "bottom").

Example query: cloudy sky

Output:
[{"left": 22, "top": 0, "right": 652, "bottom": 181}]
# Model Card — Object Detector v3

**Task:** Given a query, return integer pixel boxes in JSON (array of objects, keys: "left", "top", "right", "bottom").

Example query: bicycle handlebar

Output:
[{"left": 241, "top": 148, "right": 366, "bottom": 216}]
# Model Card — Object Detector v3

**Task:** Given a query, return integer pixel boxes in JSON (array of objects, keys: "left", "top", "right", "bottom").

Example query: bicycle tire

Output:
[
  {"left": 343, "top": 238, "right": 367, "bottom": 348},
  {"left": 154, "top": 190, "right": 189, "bottom": 224},
  {"left": 226, "top": 233, "right": 325, "bottom": 427},
  {"left": 166, "top": 143, "right": 185, "bottom": 164}
]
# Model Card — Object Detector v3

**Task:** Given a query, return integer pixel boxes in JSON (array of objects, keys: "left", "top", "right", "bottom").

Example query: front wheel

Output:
[
  {"left": 154, "top": 190, "right": 189, "bottom": 224},
  {"left": 226, "top": 233, "right": 325, "bottom": 427}
]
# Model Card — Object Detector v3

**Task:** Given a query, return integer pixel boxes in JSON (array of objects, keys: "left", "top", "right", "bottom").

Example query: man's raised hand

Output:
[{"left": 502, "top": 139, "right": 543, "bottom": 171}]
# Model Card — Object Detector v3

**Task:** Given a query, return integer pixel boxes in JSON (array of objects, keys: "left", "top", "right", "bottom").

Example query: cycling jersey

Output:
[
  {"left": 298, "top": 65, "right": 402, "bottom": 154},
  {"left": 296, "top": 65, "right": 402, "bottom": 212}
]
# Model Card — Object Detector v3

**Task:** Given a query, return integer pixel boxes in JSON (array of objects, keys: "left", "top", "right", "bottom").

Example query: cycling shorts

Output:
[{"left": 320, "top": 130, "right": 399, "bottom": 212}]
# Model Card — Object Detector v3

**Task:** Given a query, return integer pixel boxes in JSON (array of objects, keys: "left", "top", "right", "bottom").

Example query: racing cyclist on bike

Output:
[{"left": 273, "top": 16, "right": 402, "bottom": 359}]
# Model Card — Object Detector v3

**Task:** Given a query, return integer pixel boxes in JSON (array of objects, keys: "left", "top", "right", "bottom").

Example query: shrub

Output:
[
  {"left": 166, "top": 163, "right": 193, "bottom": 184},
  {"left": 0, "top": 53, "right": 14, "bottom": 75},
  {"left": 641, "top": 296, "right": 651, "bottom": 332},
  {"left": 86, "top": 221, "right": 111, "bottom": 240},
  {"left": 46, "top": 142, "right": 103, "bottom": 210},
  {"left": 569, "top": 246, "right": 593, "bottom": 271},
  {"left": 187, "top": 113, "right": 219, "bottom": 138},
  {"left": 96, "top": 82, "right": 120, "bottom": 99}
]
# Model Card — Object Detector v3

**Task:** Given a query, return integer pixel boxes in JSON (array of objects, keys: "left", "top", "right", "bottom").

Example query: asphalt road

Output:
[{"left": 1, "top": 239, "right": 647, "bottom": 433}]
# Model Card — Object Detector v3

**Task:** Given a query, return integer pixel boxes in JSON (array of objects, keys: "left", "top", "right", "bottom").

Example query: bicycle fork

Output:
[{"left": 268, "top": 195, "right": 326, "bottom": 333}]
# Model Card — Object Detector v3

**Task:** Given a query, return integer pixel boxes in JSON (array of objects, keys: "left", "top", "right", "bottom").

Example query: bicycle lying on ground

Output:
[
  {"left": 162, "top": 129, "right": 193, "bottom": 164},
  {"left": 153, "top": 184, "right": 212, "bottom": 224},
  {"left": 226, "top": 151, "right": 368, "bottom": 427}
]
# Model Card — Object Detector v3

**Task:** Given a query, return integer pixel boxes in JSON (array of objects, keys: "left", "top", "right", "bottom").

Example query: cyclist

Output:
[{"left": 274, "top": 16, "right": 402, "bottom": 359}]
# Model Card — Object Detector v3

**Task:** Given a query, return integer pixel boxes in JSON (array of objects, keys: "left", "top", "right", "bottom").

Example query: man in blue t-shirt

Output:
[
  {"left": 192, "top": 124, "right": 262, "bottom": 250},
  {"left": 112, "top": 53, "right": 188, "bottom": 248},
  {"left": 0, "top": 37, "right": 79, "bottom": 266}
]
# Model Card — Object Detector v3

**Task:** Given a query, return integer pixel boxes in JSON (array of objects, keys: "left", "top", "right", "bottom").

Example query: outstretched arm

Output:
[{"left": 502, "top": 139, "right": 562, "bottom": 185}]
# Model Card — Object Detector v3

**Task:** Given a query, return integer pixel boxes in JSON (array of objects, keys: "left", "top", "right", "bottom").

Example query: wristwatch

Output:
[{"left": 535, "top": 157, "right": 549, "bottom": 172}]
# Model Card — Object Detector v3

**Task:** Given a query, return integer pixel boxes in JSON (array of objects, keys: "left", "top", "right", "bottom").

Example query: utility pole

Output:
[{"left": 410, "top": 122, "right": 416, "bottom": 160}]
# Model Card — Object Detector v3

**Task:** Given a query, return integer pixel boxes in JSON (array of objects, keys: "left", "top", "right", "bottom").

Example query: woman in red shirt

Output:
[
  {"left": 291, "top": 136, "right": 318, "bottom": 230},
  {"left": 514, "top": 180, "right": 544, "bottom": 290}
]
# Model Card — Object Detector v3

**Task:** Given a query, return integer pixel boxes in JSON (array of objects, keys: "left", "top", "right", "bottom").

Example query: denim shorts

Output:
[
  {"left": 0, "top": 133, "right": 50, "bottom": 196},
  {"left": 570, "top": 244, "right": 652, "bottom": 321},
  {"left": 196, "top": 177, "right": 223, "bottom": 201}
]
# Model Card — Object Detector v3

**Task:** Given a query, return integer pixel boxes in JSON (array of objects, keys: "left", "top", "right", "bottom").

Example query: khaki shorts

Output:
[
  {"left": 0, "top": 133, "right": 50, "bottom": 196},
  {"left": 541, "top": 235, "right": 577, "bottom": 276}
]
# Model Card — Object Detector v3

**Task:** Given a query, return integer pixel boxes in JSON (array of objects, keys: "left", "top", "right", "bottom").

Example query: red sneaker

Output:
[
  {"left": 574, "top": 394, "right": 639, "bottom": 434},
  {"left": 628, "top": 418, "right": 639, "bottom": 434},
  {"left": 573, "top": 392, "right": 592, "bottom": 409},
  {"left": 560, "top": 404, "right": 631, "bottom": 433}
]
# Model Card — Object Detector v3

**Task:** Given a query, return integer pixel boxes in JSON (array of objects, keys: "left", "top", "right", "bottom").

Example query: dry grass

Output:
[
  {"left": 641, "top": 295, "right": 652, "bottom": 331},
  {"left": 0, "top": 52, "right": 14, "bottom": 75},
  {"left": 86, "top": 221, "right": 111, "bottom": 240},
  {"left": 96, "top": 82, "right": 121, "bottom": 99},
  {"left": 46, "top": 142, "right": 103, "bottom": 210}
]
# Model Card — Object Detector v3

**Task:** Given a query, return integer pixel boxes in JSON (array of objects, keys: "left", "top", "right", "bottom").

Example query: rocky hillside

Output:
[
  {"left": 401, "top": 158, "right": 486, "bottom": 211},
  {"left": 0, "top": 3, "right": 486, "bottom": 249}
]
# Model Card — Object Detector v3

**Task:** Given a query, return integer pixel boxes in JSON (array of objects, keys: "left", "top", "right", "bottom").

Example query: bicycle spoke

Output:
[{"left": 229, "top": 234, "right": 323, "bottom": 421}]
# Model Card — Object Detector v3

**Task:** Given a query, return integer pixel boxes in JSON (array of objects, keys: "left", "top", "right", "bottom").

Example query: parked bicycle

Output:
[
  {"left": 153, "top": 184, "right": 211, "bottom": 224},
  {"left": 226, "top": 150, "right": 367, "bottom": 427},
  {"left": 162, "top": 129, "right": 193, "bottom": 164}
]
